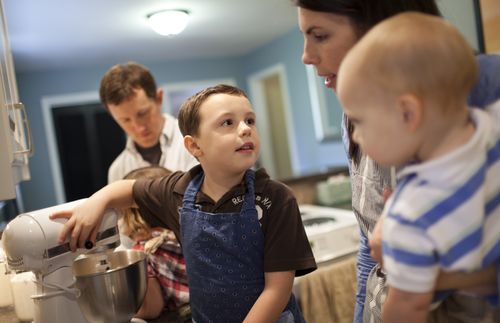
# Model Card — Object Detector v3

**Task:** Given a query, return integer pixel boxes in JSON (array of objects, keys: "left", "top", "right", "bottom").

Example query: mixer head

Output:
[{"left": 1, "top": 199, "right": 120, "bottom": 274}]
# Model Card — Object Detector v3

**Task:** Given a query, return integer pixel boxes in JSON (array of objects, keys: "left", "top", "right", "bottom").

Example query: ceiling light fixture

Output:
[{"left": 147, "top": 9, "right": 190, "bottom": 36}]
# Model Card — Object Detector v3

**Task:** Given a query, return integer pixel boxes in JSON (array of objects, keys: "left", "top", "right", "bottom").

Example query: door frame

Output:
[
  {"left": 41, "top": 91, "right": 99, "bottom": 204},
  {"left": 248, "top": 63, "right": 298, "bottom": 179}
]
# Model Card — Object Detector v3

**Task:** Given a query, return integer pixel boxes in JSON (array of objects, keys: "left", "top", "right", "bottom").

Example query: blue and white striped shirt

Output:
[{"left": 382, "top": 106, "right": 500, "bottom": 293}]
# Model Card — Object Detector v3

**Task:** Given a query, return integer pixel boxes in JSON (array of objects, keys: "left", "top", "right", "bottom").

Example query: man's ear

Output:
[
  {"left": 184, "top": 135, "right": 202, "bottom": 158},
  {"left": 398, "top": 94, "right": 423, "bottom": 132},
  {"left": 156, "top": 88, "right": 164, "bottom": 105}
]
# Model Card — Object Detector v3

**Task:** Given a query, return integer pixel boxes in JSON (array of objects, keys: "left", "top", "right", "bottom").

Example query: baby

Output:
[{"left": 337, "top": 12, "right": 500, "bottom": 323}]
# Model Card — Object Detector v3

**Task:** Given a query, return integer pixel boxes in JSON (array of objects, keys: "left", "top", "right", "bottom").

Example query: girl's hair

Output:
[
  {"left": 120, "top": 166, "right": 171, "bottom": 240},
  {"left": 293, "top": 0, "right": 441, "bottom": 163}
]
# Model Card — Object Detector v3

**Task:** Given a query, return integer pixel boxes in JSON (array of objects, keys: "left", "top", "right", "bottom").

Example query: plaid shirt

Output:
[{"left": 133, "top": 228, "right": 190, "bottom": 311}]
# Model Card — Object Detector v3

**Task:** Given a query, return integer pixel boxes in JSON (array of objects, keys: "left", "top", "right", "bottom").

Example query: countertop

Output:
[
  {"left": 0, "top": 305, "right": 19, "bottom": 323},
  {"left": 0, "top": 305, "right": 186, "bottom": 323}
]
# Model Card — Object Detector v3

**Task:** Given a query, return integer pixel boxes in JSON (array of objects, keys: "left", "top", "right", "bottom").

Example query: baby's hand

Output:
[
  {"left": 369, "top": 217, "right": 384, "bottom": 264},
  {"left": 49, "top": 198, "right": 106, "bottom": 251},
  {"left": 369, "top": 187, "right": 393, "bottom": 264}
]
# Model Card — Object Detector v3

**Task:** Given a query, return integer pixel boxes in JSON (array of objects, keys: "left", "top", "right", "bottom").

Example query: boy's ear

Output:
[
  {"left": 398, "top": 94, "right": 423, "bottom": 132},
  {"left": 184, "top": 135, "right": 202, "bottom": 158}
]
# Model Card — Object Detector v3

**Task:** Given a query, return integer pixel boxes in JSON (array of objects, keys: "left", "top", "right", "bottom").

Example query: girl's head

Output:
[{"left": 120, "top": 166, "right": 171, "bottom": 242}]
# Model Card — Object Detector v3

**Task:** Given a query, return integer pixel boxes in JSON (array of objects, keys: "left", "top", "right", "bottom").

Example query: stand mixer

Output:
[{"left": 1, "top": 199, "right": 121, "bottom": 323}]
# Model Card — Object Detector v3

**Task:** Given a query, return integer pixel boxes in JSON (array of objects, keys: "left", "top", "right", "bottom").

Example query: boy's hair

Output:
[
  {"left": 178, "top": 84, "right": 248, "bottom": 137},
  {"left": 120, "top": 166, "right": 171, "bottom": 239},
  {"left": 347, "top": 12, "right": 478, "bottom": 110},
  {"left": 99, "top": 62, "right": 157, "bottom": 110}
]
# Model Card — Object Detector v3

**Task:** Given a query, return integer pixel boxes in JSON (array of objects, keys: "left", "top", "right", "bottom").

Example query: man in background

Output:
[
  {"left": 99, "top": 62, "right": 197, "bottom": 183},
  {"left": 100, "top": 62, "right": 196, "bottom": 320}
]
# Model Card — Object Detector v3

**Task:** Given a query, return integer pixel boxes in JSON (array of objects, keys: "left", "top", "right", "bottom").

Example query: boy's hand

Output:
[
  {"left": 49, "top": 197, "right": 106, "bottom": 251},
  {"left": 49, "top": 180, "right": 136, "bottom": 251}
]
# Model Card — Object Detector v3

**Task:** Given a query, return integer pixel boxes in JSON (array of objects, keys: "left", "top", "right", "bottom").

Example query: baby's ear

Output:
[
  {"left": 184, "top": 135, "right": 202, "bottom": 158},
  {"left": 398, "top": 94, "right": 423, "bottom": 132}
]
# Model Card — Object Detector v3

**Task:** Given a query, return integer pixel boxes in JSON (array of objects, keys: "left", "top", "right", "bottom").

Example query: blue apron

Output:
[{"left": 179, "top": 169, "right": 304, "bottom": 323}]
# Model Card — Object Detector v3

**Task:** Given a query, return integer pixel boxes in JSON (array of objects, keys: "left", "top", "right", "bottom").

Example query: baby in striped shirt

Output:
[{"left": 337, "top": 12, "right": 500, "bottom": 323}]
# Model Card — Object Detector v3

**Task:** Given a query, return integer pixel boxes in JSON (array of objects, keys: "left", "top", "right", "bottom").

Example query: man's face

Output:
[{"left": 107, "top": 88, "right": 164, "bottom": 148}]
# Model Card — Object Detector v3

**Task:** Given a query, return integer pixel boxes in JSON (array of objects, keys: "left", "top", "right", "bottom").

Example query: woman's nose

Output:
[{"left": 302, "top": 40, "right": 318, "bottom": 65}]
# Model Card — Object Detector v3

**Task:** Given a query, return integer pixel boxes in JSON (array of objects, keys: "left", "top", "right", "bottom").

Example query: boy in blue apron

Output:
[{"left": 51, "top": 84, "right": 317, "bottom": 322}]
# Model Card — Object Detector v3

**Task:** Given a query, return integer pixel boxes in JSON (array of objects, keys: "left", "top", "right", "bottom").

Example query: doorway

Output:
[
  {"left": 51, "top": 103, "right": 124, "bottom": 201},
  {"left": 248, "top": 64, "right": 297, "bottom": 179},
  {"left": 42, "top": 92, "right": 125, "bottom": 203}
]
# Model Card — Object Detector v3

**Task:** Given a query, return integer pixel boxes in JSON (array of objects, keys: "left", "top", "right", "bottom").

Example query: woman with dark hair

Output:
[{"left": 293, "top": 0, "right": 500, "bottom": 322}]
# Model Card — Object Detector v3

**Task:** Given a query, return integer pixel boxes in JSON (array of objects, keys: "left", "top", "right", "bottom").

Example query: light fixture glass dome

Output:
[{"left": 147, "top": 10, "right": 189, "bottom": 36}]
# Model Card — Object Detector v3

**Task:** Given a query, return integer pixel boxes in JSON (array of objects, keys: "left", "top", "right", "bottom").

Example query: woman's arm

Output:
[
  {"left": 243, "top": 271, "right": 294, "bottom": 323},
  {"left": 435, "top": 265, "right": 497, "bottom": 291},
  {"left": 369, "top": 217, "right": 497, "bottom": 290},
  {"left": 49, "top": 179, "right": 136, "bottom": 251},
  {"left": 382, "top": 287, "right": 433, "bottom": 323}
]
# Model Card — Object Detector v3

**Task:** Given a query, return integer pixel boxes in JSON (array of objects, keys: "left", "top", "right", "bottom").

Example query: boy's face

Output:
[
  {"left": 108, "top": 88, "right": 164, "bottom": 149},
  {"left": 193, "top": 93, "right": 260, "bottom": 174}
]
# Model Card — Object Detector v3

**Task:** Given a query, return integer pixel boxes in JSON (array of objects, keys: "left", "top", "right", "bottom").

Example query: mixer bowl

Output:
[{"left": 72, "top": 249, "right": 147, "bottom": 323}]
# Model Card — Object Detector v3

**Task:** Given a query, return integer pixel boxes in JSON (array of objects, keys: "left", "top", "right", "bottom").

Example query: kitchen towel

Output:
[{"left": 298, "top": 254, "right": 357, "bottom": 323}]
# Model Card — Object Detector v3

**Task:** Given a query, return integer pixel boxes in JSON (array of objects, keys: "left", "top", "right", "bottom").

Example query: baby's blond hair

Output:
[{"left": 343, "top": 12, "right": 478, "bottom": 111}]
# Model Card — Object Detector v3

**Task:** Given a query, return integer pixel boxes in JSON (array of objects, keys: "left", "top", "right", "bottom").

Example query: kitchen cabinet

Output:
[{"left": 0, "top": 0, "right": 31, "bottom": 201}]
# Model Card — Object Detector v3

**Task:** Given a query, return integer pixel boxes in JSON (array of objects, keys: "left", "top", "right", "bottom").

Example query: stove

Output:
[{"left": 300, "top": 204, "right": 359, "bottom": 264}]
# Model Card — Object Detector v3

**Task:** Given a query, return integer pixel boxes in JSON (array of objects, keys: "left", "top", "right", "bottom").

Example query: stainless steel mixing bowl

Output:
[{"left": 72, "top": 249, "right": 147, "bottom": 323}]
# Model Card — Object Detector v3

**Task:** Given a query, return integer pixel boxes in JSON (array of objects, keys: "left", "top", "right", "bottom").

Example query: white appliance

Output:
[
  {"left": 10, "top": 271, "right": 36, "bottom": 321},
  {"left": 0, "top": 0, "right": 32, "bottom": 201},
  {"left": 1, "top": 199, "right": 120, "bottom": 323},
  {"left": 300, "top": 204, "right": 359, "bottom": 264},
  {"left": 0, "top": 244, "right": 14, "bottom": 307}
]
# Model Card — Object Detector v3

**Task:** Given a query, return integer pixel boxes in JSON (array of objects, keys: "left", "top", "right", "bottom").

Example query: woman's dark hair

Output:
[
  {"left": 293, "top": 0, "right": 441, "bottom": 163},
  {"left": 293, "top": 0, "right": 441, "bottom": 34}
]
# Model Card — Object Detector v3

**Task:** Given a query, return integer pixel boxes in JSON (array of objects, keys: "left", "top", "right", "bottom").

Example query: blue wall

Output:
[{"left": 16, "top": 28, "right": 347, "bottom": 211}]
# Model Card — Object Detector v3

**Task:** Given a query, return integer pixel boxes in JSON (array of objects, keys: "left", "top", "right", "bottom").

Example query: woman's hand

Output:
[{"left": 435, "top": 265, "right": 497, "bottom": 292}]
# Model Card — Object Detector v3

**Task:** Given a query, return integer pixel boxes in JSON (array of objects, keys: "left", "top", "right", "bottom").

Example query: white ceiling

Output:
[{"left": 3, "top": 0, "right": 299, "bottom": 73}]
